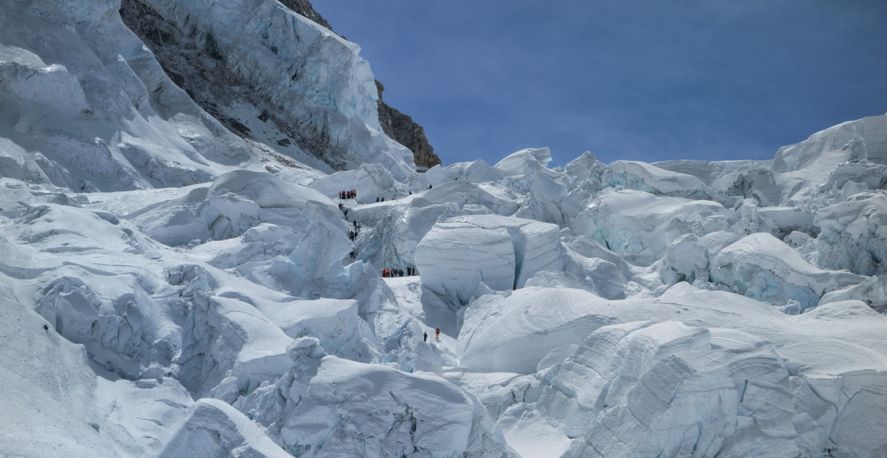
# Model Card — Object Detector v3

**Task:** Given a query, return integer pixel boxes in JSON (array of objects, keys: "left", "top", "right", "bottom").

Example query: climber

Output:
[
  {"left": 382, "top": 268, "right": 389, "bottom": 278},
  {"left": 435, "top": 327, "right": 441, "bottom": 342},
  {"left": 43, "top": 324, "right": 49, "bottom": 332},
  {"left": 428, "top": 184, "right": 433, "bottom": 189},
  {"left": 423, "top": 331, "right": 428, "bottom": 342}
]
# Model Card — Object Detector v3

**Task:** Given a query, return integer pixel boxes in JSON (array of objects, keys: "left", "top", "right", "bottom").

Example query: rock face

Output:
[{"left": 376, "top": 80, "right": 442, "bottom": 170}]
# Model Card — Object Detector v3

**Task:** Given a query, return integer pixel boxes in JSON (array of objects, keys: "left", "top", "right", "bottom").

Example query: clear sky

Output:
[{"left": 313, "top": 1, "right": 887, "bottom": 165}]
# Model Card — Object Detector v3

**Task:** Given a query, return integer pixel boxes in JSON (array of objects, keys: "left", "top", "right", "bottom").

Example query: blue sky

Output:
[{"left": 314, "top": 1, "right": 887, "bottom": 165}]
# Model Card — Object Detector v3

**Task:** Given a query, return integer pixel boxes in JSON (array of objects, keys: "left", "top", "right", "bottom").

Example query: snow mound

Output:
[
  {"left": 774, "top": 114, "right": 887, "bottom": 203},
  {"left": 460, "top": 287, "right": 615, "bottom": 373},
  {"left": 494, "top": 147, "right": 553, "bottom": 176},
  {"left": 446, "top": 159, "right": 506, "bottom": 183},
  {"left": 416, "top": 215, "right": 563, "bottom": 304},
  {"left": 161, "top": 398, "right": 289, "bottom": 458},
  {"left": 418, "top": 180, "right": 520, "bottom": 215},
  {"left": 506, "top": 319, "right": 887, "bottom": 458},
  {"left": 604, "top": 160, "right": 717, "bottom": 201},
  {"left": 712, "top": 232, "right": 865, "bottom": 310},
  {"left": 658, "top": 233, "right": 711, "bottom": 285},
  {"left": 814, "top": 192, "right": 887, "bottom": 275},
  {"left": 820, "top": 275, "right": 887, "bottom": 313},
  {"left": 259, "top": 297, "right": 377, "bottom": 361},
  {"left": 180, "top": 294, "right": 293, "bottom": 397},
  {"left": 232, "top": 337, "right": 515, "bottom": 457},
  {"left": 571, "top": 189, "right": 728, "bottom": 266}
]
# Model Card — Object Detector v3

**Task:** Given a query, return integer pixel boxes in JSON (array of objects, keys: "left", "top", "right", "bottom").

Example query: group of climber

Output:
[
  {"left": 348, "top": 221, "right": 361, "bottom": 241},
  {"left": 423, "top": 328, "right": 441, "bottom": 343},
  {"left": 381, "top": 266, "right": 417, "bottom": 277},
  {"left": 339, "top": 189, "right": 357, "bottom": 200}
]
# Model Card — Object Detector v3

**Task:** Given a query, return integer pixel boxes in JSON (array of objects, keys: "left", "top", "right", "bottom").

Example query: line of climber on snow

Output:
[
  {"left": 348, "top": 220, "right": 361, "bottom": 241},
  {"left": 381, "top": 267, "right": 418, "bottom": 277},
  {"left": 339, "top": 189, "right": 357, "bottom": 199},
  {"left": 422, "top": 328, "right": 441, "bottom": 343}
]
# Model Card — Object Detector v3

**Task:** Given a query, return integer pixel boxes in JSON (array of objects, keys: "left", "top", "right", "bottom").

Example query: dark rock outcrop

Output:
[
  {"left": 278, "top": 0, "right": 334, "bottom": 31},
  {"left": 375, "top": 80, "right": 441, "bottom": 169}
]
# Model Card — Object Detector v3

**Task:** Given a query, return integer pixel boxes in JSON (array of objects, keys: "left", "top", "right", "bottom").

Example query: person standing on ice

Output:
[
  {"left": 423, "top": 331, "right": 427, "bottom": 342},
  {"left": 435, "top": 328, "right": 441, "bottom": 342}
]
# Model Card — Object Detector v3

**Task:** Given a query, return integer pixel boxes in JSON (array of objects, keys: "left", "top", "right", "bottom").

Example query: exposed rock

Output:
[
  {"left": 376, "top": 80, "right": 442, "bottom": 170},
  {"left": 278, "top": 0, "right": 334, "bottom": 31}
]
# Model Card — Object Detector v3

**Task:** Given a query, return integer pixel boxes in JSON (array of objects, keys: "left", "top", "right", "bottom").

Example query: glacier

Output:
[{"left": 1, "top": 0, "right": 887, "bottom": 457}]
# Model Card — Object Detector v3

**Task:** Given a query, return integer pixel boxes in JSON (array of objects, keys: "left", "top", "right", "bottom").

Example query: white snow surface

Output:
[
  {"left": 416, "top": 214, "right": 563, "bottom": 305},
  {"left": 2, "top": 1, "right": 887, "bottom": 456}
]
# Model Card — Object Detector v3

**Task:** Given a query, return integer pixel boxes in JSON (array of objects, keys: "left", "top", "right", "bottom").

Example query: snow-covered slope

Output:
[
  {"left": 2, "top": 0, "right": 887, "bottom": 456},
  {"left": 120, "top": 0, "right": 416, "bottom": 179},
  {"left": 0, "top": 0, "right": 257, "bottom": 191}
]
